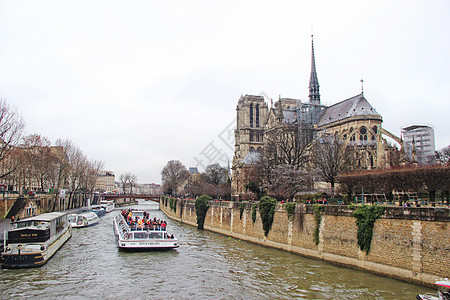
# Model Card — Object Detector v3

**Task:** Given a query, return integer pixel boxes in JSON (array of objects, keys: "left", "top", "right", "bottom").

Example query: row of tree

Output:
[
  {"left": 161, "top": 160, "right": 231, "bottom": 199},
  {"left": 0, "top": 98, "right": 104, "bottom": 208},
  {"left": 240, "top": 122, "right": 450, "bottom": 202},
  {"left": 338, "top": 164, "right": 450, "bottom": 204}
]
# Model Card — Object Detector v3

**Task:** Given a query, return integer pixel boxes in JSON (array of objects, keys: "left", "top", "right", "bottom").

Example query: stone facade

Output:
[{"left": 161, "top": 200, "right": 449, "bottom": 287}]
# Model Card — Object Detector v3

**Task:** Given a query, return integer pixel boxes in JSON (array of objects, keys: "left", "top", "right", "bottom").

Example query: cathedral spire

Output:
[{"left": 309, "top": 35, "right": 320, "bottom": 105}]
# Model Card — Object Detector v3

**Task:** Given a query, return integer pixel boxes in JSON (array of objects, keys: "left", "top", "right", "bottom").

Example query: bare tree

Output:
[
  {"left": 119, "top": 172, "right": 138, "bottom": 194},
  {"left": 429, "top": 145, "right": 450, "bottom": 165},
  {"left": 264, "top": 124, "right": 310, "bottom": 169},
  {"left": 268, "top": 164, "right": 312, "bottom": 200},
  {"left": 129, "top": 174, "right": 138, "bottom": 193},
  {"left": 119, "top": 173, "right": 129, "bottom": 193},
  {"left": 82, "top": 159, "right": 104, "bottom": 193},
  {"left": 54, "top": 139, "right": 92, "bottom": 208},
  {"left": 311, "top": 134, "right": 353, "bottom": 198},
  {"left": 255, "top": 123, "right": 311, "bottom": 199},
  {"left": 0, "top": 98, "right": 25, "bottom": 179},
  {"left": 20, "top": 134, "right": 58, "bottom": 191},
  {"left": 204, "top": 163, "right": 227, "bottom": 186},
  {"left": 161, "top": 160, "right": 189, "bottom": 195}
]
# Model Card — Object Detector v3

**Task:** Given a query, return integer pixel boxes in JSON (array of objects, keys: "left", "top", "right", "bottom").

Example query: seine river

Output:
[{"left": 1, "top": 201, "right": 433, "bottom": 299}]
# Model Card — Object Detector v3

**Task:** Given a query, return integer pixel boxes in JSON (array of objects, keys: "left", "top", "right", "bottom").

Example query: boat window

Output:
[
  {"left": 34, "top": 221, "right": 49, "bottom": 229},
  {"left": 148, "top": 232, "right": 163, "bottom": 239},
  {"left": 133, "top": 232, "right": 147, "bottom": 239},
  {"left": 14, "top": 220, "right": 50, "bottom": 229}
]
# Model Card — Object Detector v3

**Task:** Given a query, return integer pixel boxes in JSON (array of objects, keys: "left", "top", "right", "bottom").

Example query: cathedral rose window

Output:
[{"left": 359, "top": 126, "right": 368, "bottom": 143}]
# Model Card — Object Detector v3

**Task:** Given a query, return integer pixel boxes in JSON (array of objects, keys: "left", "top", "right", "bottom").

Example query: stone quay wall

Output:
[{"left": 160, "top": 199, "right": 449, "bottom": 287}]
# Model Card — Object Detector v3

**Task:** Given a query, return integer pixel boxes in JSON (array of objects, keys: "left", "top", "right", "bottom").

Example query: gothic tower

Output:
[
  {"left": 233, "top": 95, "right": 268, "bottom": 161},
  {"left": 309, "top": 35, "right": 320, "bottom": 105},
  {"left": 231, "top": 95, "right": 268, "bottom": 199}
]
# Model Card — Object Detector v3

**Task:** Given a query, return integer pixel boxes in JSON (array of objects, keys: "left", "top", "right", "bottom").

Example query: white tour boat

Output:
[
  {"left": 113, "top": 210, "right": 178, "bottom": 251},
  {"left": 100, "top": 200, "right": 115, "bottom": 213},
  {"left": 417, "top": 279, "right": 450, "bottom": 300},
  {"left": 1, "top": 212, "right": 72, "bottom": 268},
  {"left": 68, "top": 211, "right": 100, "bottom": 228}
]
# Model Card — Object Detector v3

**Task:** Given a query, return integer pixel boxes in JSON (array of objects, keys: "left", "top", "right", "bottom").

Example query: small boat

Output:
[
  {"left": 68, "top": 211, "right": 100, "bottom": 228},
  {"left": 100, "top": 200, "right": 115, "bottom": 213},
  {"left": 90, "top": 205, "right": 106, "bottom": 217},
  {"left": 1, "top": 212, "right": 72, "bottom": 268},
  {"left": 113, "top": 210, "right": 178, "bottom": 251},
  {"left": 417, "top": 279, "right": 450, "bottom": 300}
]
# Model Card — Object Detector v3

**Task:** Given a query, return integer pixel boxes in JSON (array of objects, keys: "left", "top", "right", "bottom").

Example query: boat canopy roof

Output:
[
  {"left": 436, "top": 280, "right": 450, "bottom": 288},
  {"left": 15, "top": 212, "right": 67, "bottom": 223}
]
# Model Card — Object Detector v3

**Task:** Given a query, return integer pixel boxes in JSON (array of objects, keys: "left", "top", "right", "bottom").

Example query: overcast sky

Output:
[{"left": 1, "top": 0, "right": 449, "bottom": 184}]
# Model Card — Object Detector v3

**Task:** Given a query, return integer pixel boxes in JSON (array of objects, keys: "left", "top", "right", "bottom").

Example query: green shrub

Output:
[
  {"left": 161, "top": 195, "right": 167, "bottom": 206},
  {"left": 259, "top": 196, "right": 277, "bottom": 236},
  {"left": 284, "top": 202, "right": 296, "bottom": 221},
  {"left": 239, "top": 202, "right": 246, "bottom": 220},
  {"left": 169, "top": 198, "right": 177, "bottom": 212},
  {"left": 195, "top": 195, "right": 211, "bottom": 229},
  {"left": 251, "top": 203, "right": 258, "bottom": 223},
  {"left": 353, "top": 205, "right": 384, "bottom": 254},
  {"left": 313, "top": 204, "right": 323, "bottom": 245}
]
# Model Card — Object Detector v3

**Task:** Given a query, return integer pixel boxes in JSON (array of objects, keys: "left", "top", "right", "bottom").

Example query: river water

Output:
[{"left": 1, "top": 201, "right": 433, "bottom": 299}]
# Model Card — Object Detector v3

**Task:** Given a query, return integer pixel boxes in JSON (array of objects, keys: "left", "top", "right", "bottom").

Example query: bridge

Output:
[{"left": 102, "top": 194, "right": 161, "bottom": 203}]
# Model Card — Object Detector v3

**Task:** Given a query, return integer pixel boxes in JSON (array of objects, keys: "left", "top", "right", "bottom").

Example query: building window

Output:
[
  {"left": 360, "top": 126, "right": 368, "bottom": 144},
  {"left": 373, "top": 126, "right": 378, "bottom": 134},
  {"left": 250, "top": 103, "right": 253, "bottom": 127},
  {"left": 250, "top": 132, "right": 254, "bottom": 142},
  {"left": 256, "top": 104, "right": 260, "bottom": 128}
]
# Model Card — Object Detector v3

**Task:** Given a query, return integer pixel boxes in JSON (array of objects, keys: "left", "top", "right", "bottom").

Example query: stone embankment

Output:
[{"left": 160, "top": 198, "right": 449, "bottom": 287}]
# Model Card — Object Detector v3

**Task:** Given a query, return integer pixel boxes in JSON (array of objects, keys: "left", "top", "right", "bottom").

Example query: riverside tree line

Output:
[
  {"left": 0, "top": 98, "right": 104, "bottom": 209},
  {"left": 0, "top": 98, "right": 147, "bottom": 209}
]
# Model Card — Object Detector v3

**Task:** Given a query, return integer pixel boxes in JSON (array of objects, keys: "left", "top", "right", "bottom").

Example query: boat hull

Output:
[
  {"left": 1, "top": 227, "right": 72, "bottom": 269},
  {"left": 69, "top": 212, "right": 100, "bottom": 228},
  {"left": 115, "top": 237, "right": 179, "bottom": 251}
]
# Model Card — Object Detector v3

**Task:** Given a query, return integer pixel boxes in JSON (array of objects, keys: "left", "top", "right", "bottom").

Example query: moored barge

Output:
[{"left": 1, "top": 212, "right": 72, "bottom": 268}]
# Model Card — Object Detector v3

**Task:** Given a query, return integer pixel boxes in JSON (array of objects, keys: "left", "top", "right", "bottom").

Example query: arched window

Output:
[
  {"left": 256, "top": 104, "right": 260, "bottom": 127},
  {"left": 359, "top": 126, "right": 368, "bottom": 143},
  {"left": 250, "top": 103, "right": 253, "bottom": 127}
]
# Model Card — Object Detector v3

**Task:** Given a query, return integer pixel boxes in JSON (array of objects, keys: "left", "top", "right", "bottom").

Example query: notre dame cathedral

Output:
[{"left": 231, "top": 36, "right": 403, "bottom": 199}]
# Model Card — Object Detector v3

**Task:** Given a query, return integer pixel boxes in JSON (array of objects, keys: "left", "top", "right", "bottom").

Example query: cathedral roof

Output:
[{"left": 318, "top": 94, "right": 381, "bottom": 127}]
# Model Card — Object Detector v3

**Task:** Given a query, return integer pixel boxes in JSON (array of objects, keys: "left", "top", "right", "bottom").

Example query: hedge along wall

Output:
[{"left": 160, "top": 199, "right": 449, "bottom": 287}]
